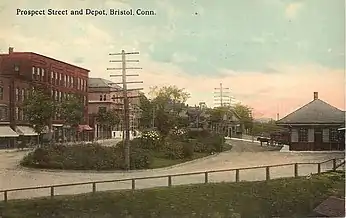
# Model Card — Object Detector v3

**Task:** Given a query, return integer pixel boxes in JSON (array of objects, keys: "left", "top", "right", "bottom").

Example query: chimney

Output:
[
  {"left": 8, "top": 47, "right": 14, "bottom": 54},
  {"left": 313, "top": 92, "right": 318, "bottom": 100}
]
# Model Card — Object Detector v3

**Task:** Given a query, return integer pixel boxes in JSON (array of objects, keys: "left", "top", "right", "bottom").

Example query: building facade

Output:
[
  {"left": 88, "top": 77, "right": 140, "bottom": 140},
  {"left": 0, "top": 47, "right": 90, "bottom": 146},
  {"left": 277, "top": 92, "right": 345, "bottom": 151}
]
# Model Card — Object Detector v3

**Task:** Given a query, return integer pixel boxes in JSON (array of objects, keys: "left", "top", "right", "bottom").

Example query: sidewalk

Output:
[{"left": 225, "top": 137, "right": 260, "bottom": 144}]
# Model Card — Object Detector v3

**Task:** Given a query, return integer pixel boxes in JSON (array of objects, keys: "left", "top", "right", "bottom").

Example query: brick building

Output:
[
  {"left": 0, "top": 47, "right": 90, "bottom": 147},
  {"left": 88, "top": 77, "right": 140, "bottom": 140}
]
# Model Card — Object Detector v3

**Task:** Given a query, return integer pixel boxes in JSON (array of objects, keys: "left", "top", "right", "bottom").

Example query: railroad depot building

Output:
[
  {"left": 0, "top": 47, "right": 90, "bottom": 147},
  {"left": 277, "top": 92, "right": 345, "bottom": 151}
]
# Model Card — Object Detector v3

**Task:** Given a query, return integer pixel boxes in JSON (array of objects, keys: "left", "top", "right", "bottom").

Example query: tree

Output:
[
  {"left": 96, "top": 108, "right": 120, "bottom": 138},
  {"left": 138, "top": 93, "right": 153, "bottom": 130},
  {"left": 60, "top": 95, "right": 85, "bottom": 141},
  {"left": 252, "top": 120, "right": 283, "bottom": 136},
  {"left": 233, "top": 103, "right": 253, "bottom": 132},
  {"left": 22, "top": 89, "right": 56, "bottom": 143},
  {"left": 149, "top": 85, "right": 190, "bottom": 136}
]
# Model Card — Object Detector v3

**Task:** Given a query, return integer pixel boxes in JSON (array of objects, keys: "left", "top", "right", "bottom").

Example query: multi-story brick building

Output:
[
  {"left": 88, "top": 77, "right": 141, "bottom": 140},
  {"left": 0, "top": 47, "right": 90, "bottom": 147}
]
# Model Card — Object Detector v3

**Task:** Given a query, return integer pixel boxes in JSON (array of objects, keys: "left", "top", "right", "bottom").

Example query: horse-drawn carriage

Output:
[{"left": 257, "top": 130, "right": 290, "bottom": 147}]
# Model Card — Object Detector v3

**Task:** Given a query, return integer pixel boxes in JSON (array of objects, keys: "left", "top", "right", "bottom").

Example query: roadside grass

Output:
[
  {"left": 1, "top": 171, "right": 344, "bottom": 218},
  {"left": 149, "top": 151, "right": 210, "bottom": 168},
  {"left": 149, "top": 142, "right": 232, "bottom": 169}
]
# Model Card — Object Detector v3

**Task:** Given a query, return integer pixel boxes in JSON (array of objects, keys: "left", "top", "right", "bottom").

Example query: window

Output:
[
  {"left": 37, "top": 68, "right": 40, "bottom": 80},
  {"left": 0, "top": 86, "right": 3, "bottom": 100},
  {"left": 59, "top": 73, "right": 63, "bottom": 86},
  {"left": 112, "top": 95, "right": 116, "bottom": 101},
  {"left": 298, "top": 128, "right": 308, "bottom": 142},
  {"left": 55, "top": 72, "right": 58, "bottom": 85},
  {"left": 23, "top": 108, "right": 27, "bottom": 121},
  {"left": 15, "top": 88, "right": 19, "bottom": 101},
  {"left": 308, "top": 129, "right": 314, "bottom": 142},
  {"left": 21, "top": 89, "right": 25, "bottom": 101},
  {"left": 103, "top": 94, "right": 106, "bottom": 101},
  {"left": 50, "top": 71, "right": 54, "bottom": 84},
  {"left": 18, "top": 108, "right": 23, "bottom": 121},
  {"left": 84, "top": 96, "right": 86, "bottom": 105},
  {"left": 15, "top": 107, "right": 19, "bottom": 120},
  {"left": 32, "top": 67, "right": 35, "bottom": 79},
  {"left": 99, "top": 95, "right": 103, "bottom": 101},
  {"left": 323, "top": 129, "right": 330, "bottom": 143},
  {"left": 330, "top": 128, "right": 338, "bottom": 142},
  {"left": 99, "top": 107, "right": 106, "bottom": 113},
  {"left": 42, "top": 69, "right": 45, "bottom": 80},
  {"left": 0, "top": 106, "right": 8, "bottom": 121}
]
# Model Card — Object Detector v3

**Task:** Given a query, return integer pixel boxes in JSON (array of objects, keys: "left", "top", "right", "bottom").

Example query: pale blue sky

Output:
[{"left": 0, "top": 0, "right": 344, "bottom": 118}]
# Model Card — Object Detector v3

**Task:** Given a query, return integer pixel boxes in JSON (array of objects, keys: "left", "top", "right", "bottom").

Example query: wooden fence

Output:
[{"left": 0, "top": 158, "right": 344, "bottom": 202}]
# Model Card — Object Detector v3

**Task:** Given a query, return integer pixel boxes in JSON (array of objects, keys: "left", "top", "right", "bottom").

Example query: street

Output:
[{"left": 0, "top": 139, "right": 344, "bottom": 201}]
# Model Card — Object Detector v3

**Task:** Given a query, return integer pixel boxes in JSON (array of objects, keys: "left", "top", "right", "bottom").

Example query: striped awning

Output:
[
  {"left": 0, "top": 126, "right": 19, "bottom": 137},
  {"left": 16, "top": 126, "right": 38, "bottom": 136}
]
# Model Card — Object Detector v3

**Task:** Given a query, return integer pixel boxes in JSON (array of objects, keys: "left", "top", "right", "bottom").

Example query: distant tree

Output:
[
  {"left": 96, "top": 108, "right": 120, "bottom": 138},
  {"left": 60, "top": 95, "right": 85, "bottom": 141},
  {"left": 233, "top": 103, "right": 253, "bottom": 132},
  {"left": 252, "top": 120, "right": 283, "bottom": 136},
  {"left": 149, "top": 85, "right": 190, "bottom": 136},
  {"left": 22, "top": 89, "right": 56, "bottom": 143},
  {"left": 138, "top": 93, "right": 153, "bottom": 130}
]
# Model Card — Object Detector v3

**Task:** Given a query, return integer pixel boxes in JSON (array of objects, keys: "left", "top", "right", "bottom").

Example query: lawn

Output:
[
  {"left": 1, "top": 171, "right": 344, "bottom": 218},
  {"left": 149, "top": 151, "right": 210, "bottom": 168}
]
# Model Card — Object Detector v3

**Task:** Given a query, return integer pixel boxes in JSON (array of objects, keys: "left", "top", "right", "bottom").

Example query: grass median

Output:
[{"left": 1, "top": 171, "right": 344, "bottom": 218}]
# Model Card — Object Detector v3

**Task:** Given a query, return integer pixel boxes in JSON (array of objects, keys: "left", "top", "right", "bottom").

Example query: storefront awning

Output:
[
  {"left": 16, "top": 126, "right": 38, "bottom": 136},
  {"left": 0, "top": 126, "right": 19, "bottom": 137},
  {"left": 78, "top": 125, "right": 93, "bottom": 132}
]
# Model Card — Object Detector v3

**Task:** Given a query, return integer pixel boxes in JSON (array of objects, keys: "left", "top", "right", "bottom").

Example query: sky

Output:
[{"left": 0, "top": 0, "right": 345, "bottom": 119}]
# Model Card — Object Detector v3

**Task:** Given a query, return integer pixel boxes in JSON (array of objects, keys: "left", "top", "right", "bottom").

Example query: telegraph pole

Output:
[
  {"left": 107, "top": 50, "right": 143, "bottom": 170},
  {"left": 214, "top": 83, "right": 231, "bottom": 107}
]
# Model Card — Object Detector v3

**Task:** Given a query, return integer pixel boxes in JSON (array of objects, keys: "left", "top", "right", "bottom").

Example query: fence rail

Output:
[{"left": 0, "top": 158, "right": 344, "bottom": 202}]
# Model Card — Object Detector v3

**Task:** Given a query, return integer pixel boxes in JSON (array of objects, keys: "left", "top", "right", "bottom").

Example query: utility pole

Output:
[
  {"left": 107, "top": 50, "right": 143, "bottom": 171},
  {"left": 214, "top": 83, "right": 232, "bottom": 107}
]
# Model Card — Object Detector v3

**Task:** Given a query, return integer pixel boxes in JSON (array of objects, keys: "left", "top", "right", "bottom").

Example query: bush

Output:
[
  {"left": 20, "top": 142, "right": 153, "bottom": 171},
  {"left": 190, "top": 139, "right": 210, "bottom": 153},
  {"left": 164, "top": 140, "right": 194, "bottom": 159},
  {"left": 139, "top": 131, "right": 162, "bottom": 150},
  {"left": 116, "top": 140, "right": 153, "bottom": 170},
  {"left": 187, "top": 129, "right": 211, "bottom": 139},
  {"left": 187, "top": 129, "right": 225, "bottom": 153},
  {"left": 204, "top": 134, "right": 225, "bottom": 152}
]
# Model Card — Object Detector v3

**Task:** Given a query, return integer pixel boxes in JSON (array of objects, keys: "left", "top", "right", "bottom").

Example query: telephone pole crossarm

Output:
[{"left": 107, "top": 49, "right": 142, "bottom": 171}]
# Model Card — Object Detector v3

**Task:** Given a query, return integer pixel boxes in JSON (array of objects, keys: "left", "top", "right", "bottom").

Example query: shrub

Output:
[
  {"left": 190, "top": 139, "right": 209, "bottom": 153},
  {"left": 139, "top": 131, "right": 162, "bottom": 150},
  {"left": 204, "top": 133, "right": 225, "bottom": 152},
  {"left": 187, "top": 129, "right": 211, "bottom": 139},
  {"left": 186, "top": 129, "right": 225, "bottom": 153},
  {"left": 116, "top": 140, "right": 153, "bottom": 170},
  {"left": 164, "top": 140, "right": 194, "bottom": 159},
  {"left": 20, "top": 142, "right": 152, "bottom": 171}
]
